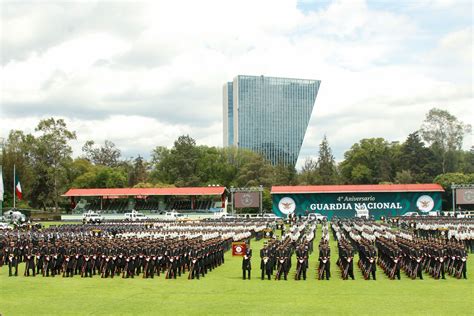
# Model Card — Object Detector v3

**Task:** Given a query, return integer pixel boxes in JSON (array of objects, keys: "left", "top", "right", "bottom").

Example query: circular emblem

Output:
[
  {"left": 235, "top": 246, "right": 242, "bottom": 253},
  {"left": 241, "top": 193, "right": 254, "bottom": 207},
  {"left": 463, "top": 190, "right": 474, "bottom": 203},
  {"left": 278, "top": 197, "right": 296, "bottom": 215},
  {"left": 416, "top": 195, "right": 435, "bottom": 212}
]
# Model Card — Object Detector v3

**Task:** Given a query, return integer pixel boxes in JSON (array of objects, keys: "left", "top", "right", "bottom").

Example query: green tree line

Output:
[{"left": 1, "top": 108, "right": 472, "bottom": 211}]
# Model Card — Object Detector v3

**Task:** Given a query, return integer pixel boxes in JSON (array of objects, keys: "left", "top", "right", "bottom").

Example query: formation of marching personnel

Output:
[
  {"left": 1, "top": 216, "right": 470, "bottom": 281},
  {"left": 392, "top": 217, "right": 474, "bottom": 252},
  {"left": 0, "top": 219, "right": 271, "bottom": 279},
  {"left": 254, "top": 220, "right": 316, "bottom": 280},
  {"left": 332, "top": 223, "right": 355, "bottom": 280},
  {"left": 334, "top": 221, "right": 378, "bottom": 280},
  {"left": 332, "top": 218, "right": 469, "bottom": 280},
  {"left": 317, "top": 222, "right": 331, "bottom": 280}
]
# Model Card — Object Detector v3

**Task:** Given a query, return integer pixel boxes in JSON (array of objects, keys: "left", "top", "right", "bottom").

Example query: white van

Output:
[
  {"left": 82, "top": 211, "right": 104, "bottom": 224},
  {"left": 124, "top": 211, "right": 148, "bottom": 221},
  {"left": 307, "top": 213, "right": 327, "bottom": 222},
  {"left": 164, "top": 211, "right": 185, "bottom": 220}
]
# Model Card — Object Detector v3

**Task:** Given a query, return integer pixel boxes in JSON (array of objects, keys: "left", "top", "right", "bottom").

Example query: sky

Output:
[{"left": 1, "top": 0, "right": 472, "bottom": 168}]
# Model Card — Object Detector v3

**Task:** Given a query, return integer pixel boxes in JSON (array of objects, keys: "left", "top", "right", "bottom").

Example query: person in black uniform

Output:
[
  {"left": 24, "top": 250, "right": 36, "bottom": 277},
  {"left": 8, "top": 253, "right": 18, "bottom": 276},
  {"left": 63, "top": 255, "right": 75, "bottom": 277},
  {"left": 339, "top": 242, "right": 355, "bottom": 280},
  {"left": 102, "top": 256, "right": 115, "bottom": 278},
  {"left": 143, "top": 255, "right": 155, "bottom": 279},
  {"left": 43, "top": 254, "right": 55, "bottom": 277},
  {"left": 123, "top": 256, "right": 135, "bottom": 278},
  {"left": 368, "top": 248, "right": 377, "bottom": 280},
  {"left": 318, "top": 241, "right": 330, "bottom": 280},
  {"left": 242, "top": 246, "right": 252, "bottom": 280},
  {"left": 36, "top": 247, "right": 44, "bottom": 275},
  {"left": 7, "top": 242, "right": 19, "bottom": 277},
  {"left": 82, "top": 255, "right": 94, "bottom": 278},
  {"left": 189, "top": 248, "right": 201, "bottom": 280},
  {"left": 295, "top": 245, "right": 308, "bottom": 280},
  {"left": 260, "top": 246, "right": 272, "bottom": 280},
  {"left": 275, "top": 246, "right": 290, "bottom": 280}
]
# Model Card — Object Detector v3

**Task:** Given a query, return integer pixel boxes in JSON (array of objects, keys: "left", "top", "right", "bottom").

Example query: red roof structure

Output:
[
  {"left": 63, "top": 186, "right": 227, "bottom": 198},
  {"left": 271, "top": 184, "right": 444, "bottom": 194}
]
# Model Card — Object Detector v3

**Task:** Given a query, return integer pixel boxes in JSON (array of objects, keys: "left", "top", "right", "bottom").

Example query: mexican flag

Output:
[{"left": 15, "top": 173, "right": 22, "bottom": 200}]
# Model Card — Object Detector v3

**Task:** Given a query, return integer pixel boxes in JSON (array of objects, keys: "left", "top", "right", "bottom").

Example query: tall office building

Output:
[{"left": 223, "top": 75, "right": 320, "bottom": 166}]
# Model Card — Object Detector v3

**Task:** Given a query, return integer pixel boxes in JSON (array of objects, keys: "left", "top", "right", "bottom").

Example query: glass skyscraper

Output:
[{"left": 223, "top": 75, "right": 321, "bottom": 166}]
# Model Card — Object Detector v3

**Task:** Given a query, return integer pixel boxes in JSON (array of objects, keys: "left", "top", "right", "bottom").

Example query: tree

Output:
[
  {"left": 149, "top": 146, "right": 171, "bottom": 184},
  {"left": 72, "top": 166, "right": 127, "bottom": 188},
  {"left": 82, "top": 140, "right": 121, "bottom": 167},
  {"left": 262, "top": 188, "right": 273, "bottom": 211},
  {"left": 458, "top": 149, "right": 474, "bottom": 174},
  {"left": 235, "top": 153, "right": 274, "bottom": 187},
  {"left": 128, "top": 155, "right": 148, "bottom": 186},
  {"left": 155, "top": 135, "right": 201, "bottom": 187},
  {"left": 316, "top": 135, "right": 338, "bottom": 184},
  {"left": 1, "top": 130, "right": 35, "bottom": 208},
  {"left": 31, "top": 118, "right": 76, "bottom": 211},
  {"left": 420, "top": 108, "right": 472, "bottom": 173},
  {"left": 194, "top": 146, "right": 236, "bottom": 187},
  {"left": 339, "top": 138, "right": 395, "bottom": 184},
  {"left": 395, "top": 170, "right": 414, "bottom": 184},
  {"left": 397, "top": 132, "right": 435, "bottom": 182},
  {"left": 274, "top": 164, "right": 297, "bottom": 185},
  {"left": 298, "top": 158, "right": 318, "bottom": 185},
  {"left": 65, "top": 158, "right": 94, "bottom": 185}
]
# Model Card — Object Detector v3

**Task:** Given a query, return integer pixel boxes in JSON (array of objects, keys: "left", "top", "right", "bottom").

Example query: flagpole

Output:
[{"left": 13, "top": 164, "right": 15, "bottom": 209}]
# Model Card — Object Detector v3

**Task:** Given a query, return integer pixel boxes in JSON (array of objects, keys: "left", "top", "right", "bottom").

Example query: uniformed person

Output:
[{"left": 242, "top": 246, "right": 252, "bottom": 280}]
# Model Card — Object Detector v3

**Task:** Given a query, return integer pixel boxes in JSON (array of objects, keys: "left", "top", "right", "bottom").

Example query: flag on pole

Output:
[
  {"left": 15, "top": 173, "right": 22, "bottom": 200},
  {"left": 0, "top": 168, "right": 4, "bottom": 201}
]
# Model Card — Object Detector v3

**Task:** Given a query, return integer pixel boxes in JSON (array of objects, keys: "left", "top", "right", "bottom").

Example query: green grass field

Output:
[{"left": 0, "top": 224, "right": 472, "bottom": 316}]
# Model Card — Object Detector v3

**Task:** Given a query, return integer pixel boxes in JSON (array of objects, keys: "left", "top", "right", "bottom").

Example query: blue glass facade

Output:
[
  {"left": 223, "top": 75, "right": 320, "bottom": 166},
  {"left": 226, "top": 82, "right": 233, "bottom": 146},
  {"left": 222, "top": 82, "right": 234, "bottom": 146}
]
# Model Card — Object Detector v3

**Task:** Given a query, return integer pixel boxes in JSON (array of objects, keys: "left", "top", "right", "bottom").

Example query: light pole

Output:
[
  {"left": 0, "top": 136, "right": 4, "bottom": 217},
  {"left": 451, "top": 183, "right": 456, "bottom": 214}
]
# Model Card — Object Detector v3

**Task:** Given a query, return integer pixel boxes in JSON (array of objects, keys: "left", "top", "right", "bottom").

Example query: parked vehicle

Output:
[
  {"left": 0, "top": 222, "right": 12, "bottom": 230},
  {"left": 3, "top": 210, "right": 26, "bottom": 224},
  {"left": 164, "top": 211, "right": 185, "bottom": 220},
  {"left": 402, "top": 212, "right": 419, "bottom": 217},
  {"left": 82, "top": 211, "right": 104, "bottom": 223},
  {"left": 124, "top": 211, "right": 148, "bottom": 221},
  {"left": 307, "top": 213, "right": 327, "bottom": 222}
]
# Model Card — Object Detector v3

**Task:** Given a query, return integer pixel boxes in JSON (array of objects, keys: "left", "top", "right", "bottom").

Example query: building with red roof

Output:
[{"left": 63, "top": 186, "right": 228, "bottom": 213}]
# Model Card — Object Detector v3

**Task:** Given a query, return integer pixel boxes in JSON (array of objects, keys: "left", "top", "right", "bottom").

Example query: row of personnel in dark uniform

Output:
[
  {"left": 332, "top": 219, "right": 468, "bottom": 280},
  {"left": 242, "top": 220, "right": 319, "bottom": 280},
  {"left": 0, "top": 219, "right": 273, "bottom": 279},
  {"left": 1, "top": 236, "right": 230, "bottom": 279}
]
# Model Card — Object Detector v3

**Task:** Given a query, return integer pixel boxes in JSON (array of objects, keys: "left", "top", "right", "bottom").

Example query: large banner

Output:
[
  {"left": 234, "top": 192, "right": 260, "bottom": 208},
  {"left": 456, "top": 188, "right": 474, "bottom": 205},
  {"left": 272, "top": 191, "right": 443, "bottom": 219}
]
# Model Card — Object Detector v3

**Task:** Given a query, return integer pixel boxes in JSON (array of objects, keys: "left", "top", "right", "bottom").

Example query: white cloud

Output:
[{"left": 1, "top": 0, "right": 472, "bottom": 171}]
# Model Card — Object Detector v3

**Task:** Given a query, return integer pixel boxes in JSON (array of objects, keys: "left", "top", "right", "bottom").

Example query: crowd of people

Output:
[
  {"left": 332, "top": 218, "right": 470, "bottom": 280},
  {"left": 1, "top": 216, "right": 471, "bottom": 281},
  {"left": 0, "top": 219, "right": 271, "bottom": 279}
]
